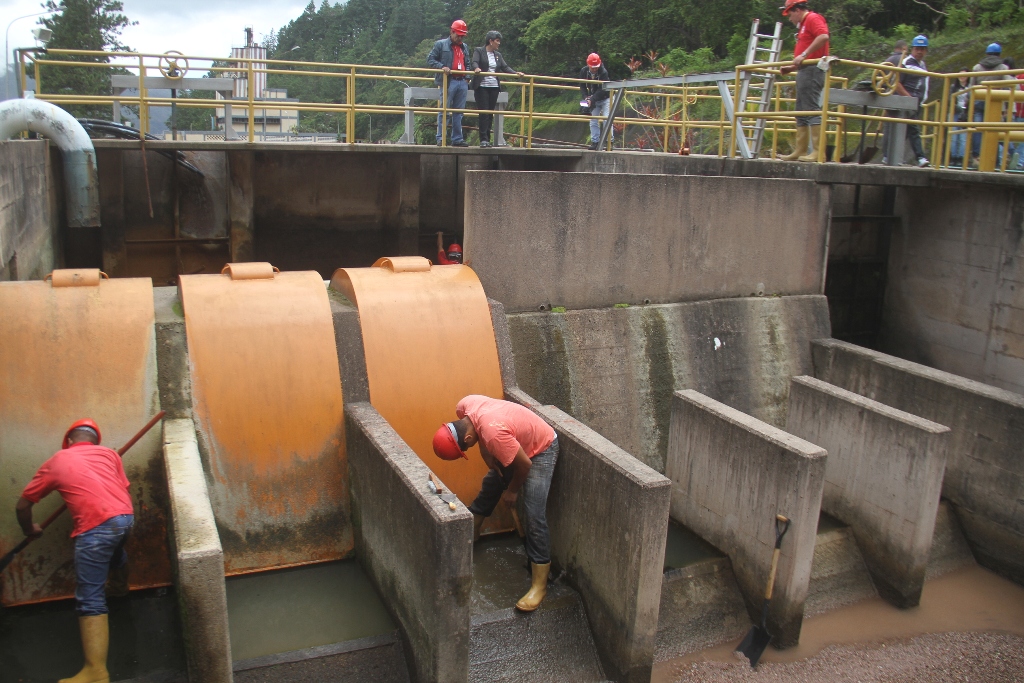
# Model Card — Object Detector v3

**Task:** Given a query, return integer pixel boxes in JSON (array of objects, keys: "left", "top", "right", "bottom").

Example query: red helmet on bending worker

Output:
[
  {"left": 63, "top": 418, "right": 102, "bottom": 449},
  {"left": 451, "top": 19, "right": 468, "bottom": 36},
  {"left": 433, "top": 423, "right": 468, "bottom": 460},
  {"left": 586, "top": 53, "right": 602, "bottom": 68},
  {"left": 446, "top": 243, "right": 463, "bottom": 262}
]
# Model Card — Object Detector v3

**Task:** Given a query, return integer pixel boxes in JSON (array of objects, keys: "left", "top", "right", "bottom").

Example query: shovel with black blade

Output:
[{"left": 735, "top": 513, "right": 791, "bottom": 667}]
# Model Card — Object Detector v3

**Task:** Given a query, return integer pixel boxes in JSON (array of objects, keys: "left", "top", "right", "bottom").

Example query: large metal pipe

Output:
[{"left": 0, "top": 98, "right": 100, "bottom": 227}]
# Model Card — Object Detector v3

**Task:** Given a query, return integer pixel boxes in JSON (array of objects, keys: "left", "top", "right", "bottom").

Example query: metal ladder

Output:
[{"left": 732, "top": 19, "right": 783, "bottom": 158}]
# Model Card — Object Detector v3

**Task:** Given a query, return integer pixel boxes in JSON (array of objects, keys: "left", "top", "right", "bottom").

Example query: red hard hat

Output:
[
  {"left": 433, "top": 423, "right": 467, "bottom": 461},
  {"left": 451, "top": 20, "right": 468, "bottom": 36},
  {"left": 780, "top": 0, "right": 805, "bottom": 15},
  {"left": 587, "top": 53, "right": 601, "bottom": 67},
  {"left": 64, "top": 418, "right": 101, "bottom": 449},
  {"left": 447, "top": 243, "right": 463, "bottom": 254}
]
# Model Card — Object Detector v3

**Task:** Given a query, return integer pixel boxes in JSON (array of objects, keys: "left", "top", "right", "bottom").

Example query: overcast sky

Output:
[{"left": 4, "top": 0, "right": 307, "bottom": 67}]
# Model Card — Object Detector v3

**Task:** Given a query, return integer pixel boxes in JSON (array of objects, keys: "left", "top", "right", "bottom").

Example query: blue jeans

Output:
[
  {"left": 971, "top": 108, "right": 1006, "bottom": 164},
  {"left": 437, "top": 78, "right": 468, "bottom": 144},
  {"left": 949, "top": 126, "right": 966, "bottom": 163},
  {"left": 590, "top": 98, "right": 612, "bottom": 145},
  {"left": 74, "top": 514, "right": 133, "bottom": 616},
  {"left": 469, "top": 437, "right": 558, "bottom": 565}
]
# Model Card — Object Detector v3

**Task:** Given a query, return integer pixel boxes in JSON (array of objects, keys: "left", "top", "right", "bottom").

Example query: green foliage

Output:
[
  {"left": 38, "top": 0, "right": 134, "bottom": 117},
  {"left": 168, "top": 89, "right": 215, "bottom": 132}
]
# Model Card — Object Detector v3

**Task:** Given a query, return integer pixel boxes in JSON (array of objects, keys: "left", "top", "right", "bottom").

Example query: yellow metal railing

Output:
[{"left": 15, "top": 47, "right": 1024, "bottom": 171}]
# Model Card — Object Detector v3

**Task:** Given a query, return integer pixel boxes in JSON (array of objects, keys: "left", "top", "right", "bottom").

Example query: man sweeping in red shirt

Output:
[
  {"left": 433, "top": 395, "right": 558, "bottom": 611},
  {"left": 16, "top": 419, "right": 134, "bottom": 683}
]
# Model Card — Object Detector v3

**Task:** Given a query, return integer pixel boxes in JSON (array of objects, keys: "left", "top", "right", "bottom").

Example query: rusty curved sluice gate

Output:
[
  {"left": 332, "top": 256, "right": 514, "bottom": 534},
  {"left": 179, "top": 262, "right": 350, "bottom": 574},
  {"left": 0, "top": 270, "right": 170, "bottom": 606}
]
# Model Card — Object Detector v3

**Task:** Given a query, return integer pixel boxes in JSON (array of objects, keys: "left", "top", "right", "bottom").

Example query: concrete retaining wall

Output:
[
  {"left": 163, "top": 418, "right": 232, "bottom": 683},
  {"left": 786, "top": 376, "right": 950, "bottom": 607},
  {"left": 812, "top": 339, "right": 1024, "bottom": 585},
  {"left": 513, "top": 402, "right": 670, "bottom": 683},
  {"left": 464, "top": 171, "right": 830, "bottom": 312},
  {"left": 345, "top": 402, "right": 472, "bottom": 683},
  {"left": 0, "top": 140, "right": 58, "bottom": 280},
  {"left": 881, "top": 183, "right": 1024, "bottom": 395},
  {"left": 665, "top": 390, "right": 826, "bottom": 647},
  {"left": 507, "top": 295, "right": 831, "bottom": 472}
]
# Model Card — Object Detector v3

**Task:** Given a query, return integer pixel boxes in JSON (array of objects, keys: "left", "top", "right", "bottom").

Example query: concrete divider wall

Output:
[
  {"left": 0, "top": 141, "right": 58, "bottom": 280},
  {"left": 345, "top": 402, "right": 472, "bottom": 683},
  {"left": 811, "top": 339, "right": 1024, "bottom": 585},
  {"left": 464, "top": 171, "right": 830, "bottom": 313},
  {"left": 163, "top": 418, "right": 232, "bottom": 683},
  {"left": 666, "top": 390, "right": 826, "bottom": 647},
  {"left": 511, "top": 400, "right": 671, "bottom": 683},
  {"left": 785, "top": 376, "right": 950, "bottom": 607},
  {"left": 506, "top": 295, "right": 831, "bottom": 472}
]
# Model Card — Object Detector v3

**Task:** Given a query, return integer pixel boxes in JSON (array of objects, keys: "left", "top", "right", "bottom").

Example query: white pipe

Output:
[{"left": 0, "top": 98, "right": 100, "bottom": 227}]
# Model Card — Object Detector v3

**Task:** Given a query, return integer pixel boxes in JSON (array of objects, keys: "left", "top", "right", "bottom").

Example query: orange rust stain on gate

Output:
[
  {"left": 0, "top": 274, "right": 170, "bottom": 606},
  {"left": 331, "top": 258, "right": 513, "bottom": 534},
  {"left": 179, "top": 265, "right": 349, "bottom": 575}
]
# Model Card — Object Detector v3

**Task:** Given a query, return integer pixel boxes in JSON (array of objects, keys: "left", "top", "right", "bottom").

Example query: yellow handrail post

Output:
[
  {"left": 527, "top": 77, "right": 534, "bottom": 149},
  {"left": 663, "top": 93, "right": 670, "bottom": 152},
  {"left": 682, "top": 85, "right": 689, "bottom": 153},
  {"left": 247, "top": 59, "right": 255, "bottom": 143},
  {"left": 440, "top": 70, "right": 448, "bottom": 147},
  {"left": 772, "top": 81, "right": 781, "bottom": 158},
  {"left": 518, "top": 82, "right": 526, "bottom": 148},
  {"left": 935, "top": 76, "right": 950, "bottom": 168},
  {"left": 138, "top": 54, "right": 148, "bottom": 137},
  {"left": 347, "top": 66, "right": 356, "bottom": 143},
  {"left": 33, "top": 58, "right": 41, "bottom": 98},
  {"left": 729, "top": 68, "right": 741, "bottom": 158},
  {"left": 816, "top": 62, "right": 832, "bottom": 162},
  {"left": 963, "top": 87, "right": 975, "bottom": 169}
]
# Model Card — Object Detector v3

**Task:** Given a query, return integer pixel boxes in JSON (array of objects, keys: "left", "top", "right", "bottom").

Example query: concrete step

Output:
[
  {"left": 655, "top": 557, "right": 750, "bottom": 661},
  {"left": 805, "top": 516, "right": 878, "bottom": 617},
  {"left": 233, "top": 631, "right": 409, "bottom": 683},
  {"left": 470, "top": 534, "right": 605, "bottom": 682}
]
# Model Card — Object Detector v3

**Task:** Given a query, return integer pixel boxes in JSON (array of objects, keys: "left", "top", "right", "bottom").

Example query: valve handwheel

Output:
[
  {"left": 159, "top": 50, "right": 189, "bottom": 80},
  {"left": 871, "top": 67, "right": 898, "bottom": 96}
]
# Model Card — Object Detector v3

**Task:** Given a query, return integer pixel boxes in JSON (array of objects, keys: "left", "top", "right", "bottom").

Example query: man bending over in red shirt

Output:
[
  {"left": 16, "top": 419, "right": 134, "bottom": 683},
  {"left": 433, "top": 395, "right": 558, "bottom": 611}
]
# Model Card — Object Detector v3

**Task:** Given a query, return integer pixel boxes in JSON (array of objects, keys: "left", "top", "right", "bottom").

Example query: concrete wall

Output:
[
  {"left": 514, "top": 400, "right": 670, "bottom": 683},
  {"left": 507, "top": 295, "right": 831, "bottom": 472},
  {"left": 345, "top": 402, "right": 472, "bottom": 683},
  {"left": 786, "top": 376, "right": 950, "bottom": 607},
  {"left": 464, "top": 171, "right": 830, "bottom": 312},
  {"left": 0, "top": 140, "right": 58, "bottom": 280},
  {"left": 881, "top": 183, "right": 1024, "bottom": 394},
  {"left": 665, "top": 390, "right": 826, "bottom": 647},
  {"left": 812, "top": 339, "right": 1024, "bottom": 585},
  {"left": 163, "top": 418, "right": 233, "bottom": 683}
]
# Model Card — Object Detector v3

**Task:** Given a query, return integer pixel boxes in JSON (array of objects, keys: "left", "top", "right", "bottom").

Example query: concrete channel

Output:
[{"left": 1, "top": 139, "right": 1023, "bottom": 682}]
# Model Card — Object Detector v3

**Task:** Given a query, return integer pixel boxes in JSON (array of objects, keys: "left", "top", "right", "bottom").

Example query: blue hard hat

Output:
[
  {"left": 911, "top": 35, "right": 928, "bottom": 48},
  {"left": 986, "top": 42, "right": 1001, "bottom": 54}
]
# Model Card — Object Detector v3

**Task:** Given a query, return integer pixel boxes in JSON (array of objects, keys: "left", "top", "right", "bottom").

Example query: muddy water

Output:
[
  {"left": 664, "top": 520, "right": 724, "bottom": 571},
  {"left": 653, "top": 563, "right": 1024, "bottom": 681},
  {"left": 0, "top": 587, "right": 185, "bottom": 683},
  {"left": 225, "top": 559, "right": 395, "bottom": 662},
  {"left": 472, "top": 532, "right": 533, "bottom": 615}
]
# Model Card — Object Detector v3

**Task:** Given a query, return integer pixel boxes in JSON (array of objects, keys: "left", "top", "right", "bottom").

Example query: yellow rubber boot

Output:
[
  {"left": 60, "top": 614, "right": 110, "bottom": 683},
  {"left": 781, "top": 126, "right": 809, "bottom": 161},
  {"left": 472, "top": 514, "right": 484, "bottom": 543},
  {"left": 799, "top": 125, "right": 822, "bottom": 161},
  {"left": 515, "top": 562, "right": 550, "bottom": 612}
]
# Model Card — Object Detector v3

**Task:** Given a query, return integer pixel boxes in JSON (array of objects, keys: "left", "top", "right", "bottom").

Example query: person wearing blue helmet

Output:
[
  {"left": 882, "top": 35, "right": 930, "bottom": 166},
  {"left": 970, "top": 42, "right": 1012, "bottom": 167}
]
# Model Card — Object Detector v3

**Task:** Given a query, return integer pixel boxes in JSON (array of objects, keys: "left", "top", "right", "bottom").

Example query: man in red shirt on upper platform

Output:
[
  {"left": 433, "top": 395, "right": 558, "bottom": 612},
  {"left": 16, "top": 419, "right": 135, "bottom": 683},
  {"left": 436, "top": 231, "right": 463, "bottom": 264},
  {"left": 779, "top": 0, "right": 830, "bottom": 162}
]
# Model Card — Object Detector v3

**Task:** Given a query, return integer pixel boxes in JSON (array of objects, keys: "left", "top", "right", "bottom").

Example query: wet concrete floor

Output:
[
  {"left": 664, "top": 520, "right": 724, "bottom": 571},
  {"left": 0, "top": 587, "right": 185, "bottom": 683},
  {"left": 472, "top": 532, "right": 532, "bottom": 615},
  {"left": 225, "top": 559, "right": 395, "bottom": 662},
  {"left": 653, "top": 563, "right": 1024, "bottom": 680}
]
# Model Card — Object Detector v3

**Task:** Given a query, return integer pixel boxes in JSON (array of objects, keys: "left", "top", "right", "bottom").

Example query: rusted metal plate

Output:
[
  {"left": 331, "top": 258, "right": 513, "bottom": 534},
  {"left": 0, "top": 275, "right": 169, "bottom": 606},
  {"left": 179, "top": 266, "right": 349, "bottom": 575}
]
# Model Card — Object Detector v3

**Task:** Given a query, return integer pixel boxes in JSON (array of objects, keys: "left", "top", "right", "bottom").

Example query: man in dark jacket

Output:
[
  {"left": 471, "top": 31, "right": 523, "bottom": 147},
  {"left": 427, "top": 20, "right": 472, "bottom": 147},
  {"left": 580, "top": 53, "right": 611, "bottom": 150},
  {"left": 970, "top": 42, "right": 1011, "bottom": 165},
  {"left": 882, "top": 35, "right": 929, "bottom": 166}
]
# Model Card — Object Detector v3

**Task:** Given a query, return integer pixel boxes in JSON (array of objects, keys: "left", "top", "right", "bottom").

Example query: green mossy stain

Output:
[
  {"left": 171, "top": 300, "right": 184, "bottom": 318},
  {"left": 508, "top": 315, "right": 572, "bottom": 413},
  {"left": 641, "top": 308, "right": 673, "bottom": 470}
]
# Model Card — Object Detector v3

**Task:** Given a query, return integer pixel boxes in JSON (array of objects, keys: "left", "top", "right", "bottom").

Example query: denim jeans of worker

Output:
[
  {"left": 949, "top": 127, "right": 966, "bottom": 164},
  {"left": 1012, "top": 116, "right": 1024, "bottom": 169},
  {"left": 589, "top": 99, "right": 612, "bottom": 145},
  {"left": 74, "top": 514, "right": 133, "bottom": 616},
  {"left": 795, "top": 65, "right": 825, "bottom": 127},
  {"left": 468, "top": 437, "right": 558, "bottom": 565},
  {"left": 970, "top": 108, "right": 1005, "bottom": 164},
  {"left": 437, "top": 78, "right": 468, "bottom": 144}
]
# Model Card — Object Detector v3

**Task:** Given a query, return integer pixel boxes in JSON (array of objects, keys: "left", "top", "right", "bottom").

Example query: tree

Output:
[{"left": 38, "top": 0, "right": 134, "bottom": 117}]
